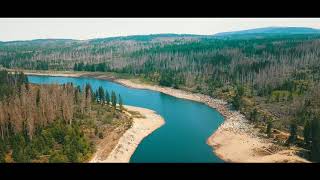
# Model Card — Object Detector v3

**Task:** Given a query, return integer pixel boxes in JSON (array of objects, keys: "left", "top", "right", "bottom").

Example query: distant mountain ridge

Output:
[
  {"left": 1, "top": 27, "right": 320, "bottom": 44},
  {"left": 1, "top": 38, "right": 79, "bottom": 46},
  {"left": 214, "top": 27, "right": 320, "bottom": 36},
  {"left": 88, "top": 33, "right": 202, "bottom": 43}
]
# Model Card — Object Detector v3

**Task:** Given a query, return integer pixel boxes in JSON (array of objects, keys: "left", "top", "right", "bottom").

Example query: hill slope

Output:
[{"left": 214, "top": 27, "right": 320, "bottom": 36}]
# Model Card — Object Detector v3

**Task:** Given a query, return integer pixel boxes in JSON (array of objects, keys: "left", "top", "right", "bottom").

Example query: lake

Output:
[{"left": 28, "top": 75, "right": 224, "bottom": 163}]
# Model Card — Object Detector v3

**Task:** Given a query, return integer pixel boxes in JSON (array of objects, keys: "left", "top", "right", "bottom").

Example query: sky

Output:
[{"left": 1, "top": 18, "right": 320, "bottom": 41}]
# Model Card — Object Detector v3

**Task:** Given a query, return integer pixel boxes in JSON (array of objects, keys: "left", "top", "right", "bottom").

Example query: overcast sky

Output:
[{"left": 1, "top": 18, "right": 320, "bottom": 41}]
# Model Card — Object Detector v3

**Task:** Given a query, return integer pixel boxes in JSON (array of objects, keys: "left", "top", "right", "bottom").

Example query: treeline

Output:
[
  {"left": 123, "top": 36, "right": 320, "bottom": 92},
  {"left": 0, "top": 70, "right": 28, "bottom": 100},
  {"left": 92, "top": 85, "right": 123, "bottom": 110},
  {"left": 73, "top": 62, "right": 110, "bottom": 72},
  {"left": 0, "top": 70, "right": 125, "bottom": 162}
]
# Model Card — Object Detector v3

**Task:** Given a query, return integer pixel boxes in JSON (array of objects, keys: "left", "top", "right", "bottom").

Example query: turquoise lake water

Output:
[{"left": 28, "top": 75, "right": 224, "bottom": 163}]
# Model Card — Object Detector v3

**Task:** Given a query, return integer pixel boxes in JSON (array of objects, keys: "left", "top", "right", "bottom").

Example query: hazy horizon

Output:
[{"left": 1, "top": 18, "right": 320, "bottom": 42}]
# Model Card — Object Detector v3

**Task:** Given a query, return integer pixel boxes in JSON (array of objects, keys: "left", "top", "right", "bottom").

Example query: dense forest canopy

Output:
[
  {"left": 0, "top": 70, "right": 128, "bottom": 162},
  {"left": 1, "top": 29, "right": 320, "bottom": 161},
  {"left": 2, "top": 33, "right": 320, "bottom": 99}
]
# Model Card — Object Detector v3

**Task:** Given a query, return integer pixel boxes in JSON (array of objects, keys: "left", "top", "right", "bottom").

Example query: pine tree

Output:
[
  {"left": 84, "top": 84, "right": 92, "bottom": 113},
  {"left": 36, "top": 89, "right": 40, "bottom": 107},
  {"left": 73, "top": 63, "right": 78, "bottom": 71},
  {"left": 98, "top": 86, "right": 105, "bottom": 104},
  {"left": 105, "top": 90, "right": 110, "bottom": 105},
  {"left": 74, "top": 87, "right": 80, "bottom": 104},
  {"left": 250, "top": 108, "right": 258, "bottom": 122},
  {"left": 85, "top": 84, "right": 92, "bottom": 99},
  {"left": 232, "top": 94, "right": 241, "bottom": 110},
  {"left": 111, "top": 91, "right": 117, "bottom": 109},
  {"left": 288, "top": 121, "right": 298, "bottom": 145},
  {"left": 119, "top": 94, "right": 123, "bottom": 111},
  {"left": 232, "top": 85, "right": 244, "bottom": 110},
  {"left": 303, "top": 120, "right": 311, "bottom": 147},
  {"left": 266, "top": 119, "right": 273, "bottom": 138},
  {"left": 94, "top": 90, "right": 98, "bottom": 102}
]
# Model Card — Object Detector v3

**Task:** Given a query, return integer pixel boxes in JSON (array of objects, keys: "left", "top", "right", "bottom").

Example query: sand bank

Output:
[
  {"left": 90, "top": 105, "right": 164, "bottom": 163},
  {"left": 207, "top": 113, "right": 309, "bottom": 163},
  {"left": 23, "top": 71, "right": 82, "bottom": 77}
]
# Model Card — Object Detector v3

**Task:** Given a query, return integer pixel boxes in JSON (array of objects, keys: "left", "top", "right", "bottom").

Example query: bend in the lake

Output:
[{"left": 28, "top": 75, "right": 225, "bottom": 163}]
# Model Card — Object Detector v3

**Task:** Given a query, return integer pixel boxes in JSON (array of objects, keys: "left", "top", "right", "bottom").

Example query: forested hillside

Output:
[
  {"left": 1, "top": 29, "right": 320, "bottom": 161},
  {"left": 0, "top": 70, "right": 131, "bottom": 162}
]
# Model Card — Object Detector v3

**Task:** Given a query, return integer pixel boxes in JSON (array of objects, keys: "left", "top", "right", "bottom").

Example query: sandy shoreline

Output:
[
  {"left": 24, "top": 71, "right": 84, "bottom": 77},
  {"left": 116, "top": 79, "right": 309, "bottom": 163},
  {"left": 23, "top": 71, "right": 309, "bottom": 163},
  {"left": 90, "top": 105, "right": 165, "bottom": 163}
]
